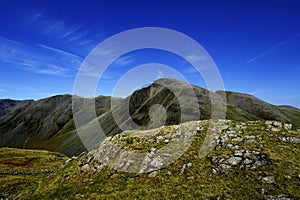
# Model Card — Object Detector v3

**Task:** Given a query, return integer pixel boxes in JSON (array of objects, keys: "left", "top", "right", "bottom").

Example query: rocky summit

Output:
[{"left": 2, "top": 119, "right": 299, "bottom": 199}]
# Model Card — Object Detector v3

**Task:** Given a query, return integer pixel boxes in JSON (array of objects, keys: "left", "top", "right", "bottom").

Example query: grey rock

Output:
[
  {"left": 243, "top": 158, "right": 253, "bottom": 165},
  {"left": 150, "top": 156, "right": 164, "bottom": 168},
  {"left": 234, "top": 150, "right": 245, "bottom": 157},
  {"left": 180, "top": 164, "right": 186, "bottom": 174},
  {"left": 264, "top": 194, "right": 295, "bottom": 200},
  {"left": 232, "top": 137, "right": 243, "bottom": 142},
  {"left": 226, "top": 156, "right": 242, "bottom": 166},
  {"left": 245, "top": 139, "right": 256, "bottom": 144},
  {"left": 283, "top": 124, "right": 292, "bottom": 130},
  {"left": 212, "top": 156, "right": 220, "bottom": 163},
  {"left": 218, "top": 164, "right": 231, "bottom": 173},
  {"left": 271, "top": 127, "right": 280, "bottom": 132},
  {"left": 156, "top": 136, "right": 163, "bottom": 143},
  {"left": 262, "top": 176, "right": 275, "bottom": 184},
  {"left": 273, "top": 121, "right": 282, "bottom": 128},
  {"left": 279, "top": 136, "right": 300, "bottom": 144},
  {"left": 148, "top": 170, "right": 158, "bottom": 178}
]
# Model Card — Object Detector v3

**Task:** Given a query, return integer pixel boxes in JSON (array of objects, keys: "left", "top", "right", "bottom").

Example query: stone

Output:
[
  {"left": 288, "top": 137, "right": 300, "bottom": 143},
  {"left": 232, "top": 137, "right": 243, "bottom": 142},
  {"left": 273, "top": 121, "right": 282, "bottom": 128},
  {"left": 211, "top": 168, "right": 218, "bottom": 176},
  {"left": 148, "top": 171, "right": 158, "bottom": 178},
  {"left": 243, "top": 159, "right": 253, "bottom": 165},
  {"left": 218, "top": 164, "right": 231, "bottom": 173},
  {"left": 245, "top": 135, "right": 256, "bottom": 140},
  {"left": 271, "top": 127, "right": 280, "bottom": 132},
  {"left": 245, "top": 139, "right": 256, "bottom": 144},
  {"left": 166, "top": 171, "right": 172, "bottom": 175},
  {"left": 221, "top": 135, "right": 229, "bottom": 144},
  {"left": 226, "top": 156, "right": 242, "bottom": 166},
  {"left": 156, "top": 136, "right": 163, "bottom": 143},
  {"left": 150, "top": 148, "right": 157, "bottom": 153},
  {"left": 279, "top": 136, "right": 300, "bottom": 144},
  {"left": 180, "top": 164, "right": 186, "bottom": 174},
  {"left": 283, "top": 124, "right": 292, "bottom": 130},
  {"left": 234, "top": 150, "right": 245, "bottom": 157},
  {"left": 187, "top": 162, "right": 192, "bottom": 167},
  {"left": 262, "top": 176, "right": 275, "bottom": 184},
  {"left": 265, "top": 194, "right": 295, "bottom": 200},
  {"left": 212, "top": 156, "right": 220, "bottom": 163},
  {"left": 265, "top": 121, "right": 273, "bottom": 125},
  {"left": 150, "top": 156, "right": 164, "bottom": 168}
]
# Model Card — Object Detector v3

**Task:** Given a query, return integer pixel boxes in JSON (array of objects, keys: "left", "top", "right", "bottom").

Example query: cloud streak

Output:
[
  {"left": 0, "top": 36, "right": 83, "bottom": 77},
  {"left": 246, "top": 34, "right": 299, "bottom": 64}
]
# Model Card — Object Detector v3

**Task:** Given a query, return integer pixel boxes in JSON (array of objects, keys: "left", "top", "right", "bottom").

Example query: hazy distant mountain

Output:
[
  {"left": 0, "top": 99, "right": 33, "bottom": 116},
  {"left": 0, "top": 78, "right": 299, "bottom": 156},
  {"left": 216, "top": 90, "right": 300, "bottom": 128}
]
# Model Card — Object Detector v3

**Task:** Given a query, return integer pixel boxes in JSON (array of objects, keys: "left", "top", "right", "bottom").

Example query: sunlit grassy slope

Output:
[{"left": 1, "top": 120, "right": 299, "bottom": 199}]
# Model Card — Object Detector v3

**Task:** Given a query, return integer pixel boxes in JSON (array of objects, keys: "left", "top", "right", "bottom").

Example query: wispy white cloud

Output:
[
  {"left": 187, "top": 54, "right": 208, "bottom": 62},
  {"left": 65, "top": 30, "right": 91, "bottom": 44},
  {"left": 29, "top": 9, "right": 45, "bottom": 23},
  {"left": 35, "top": 43, "right": 83, "bottom": 61},
  {"left": 0, "top": 36, "right": 83, "bottom": 77},
  {"left": 30, "top": 12, "right": 97, "bottom": 48},
  {"left": 246, "top": 34, "right": 299, "bottom": 64},
  {"left": 0, "top": 88, "right": 7, "bottom": 93},
  {"left": 62, "top": 25, "right": 81, "bottom": 39},
  {"left": 113, "top": 55, "right": 135, "bottom": 66}
]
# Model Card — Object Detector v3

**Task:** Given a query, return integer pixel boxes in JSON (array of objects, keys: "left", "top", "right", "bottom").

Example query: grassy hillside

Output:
[
  {"left": 2, "top": 120, "right": 299, "bottom": 199},
  {"left": 0, "top": 148, "right": 68, "bottom": 199}
]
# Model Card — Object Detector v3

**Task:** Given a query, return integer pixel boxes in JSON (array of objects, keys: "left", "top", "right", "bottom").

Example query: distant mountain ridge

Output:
[
  {"left": 0, "top": 99, "right": 33, "bottom": 116},
  {"left": 0, "top": 78, "right": 299, "bottom": 156}
]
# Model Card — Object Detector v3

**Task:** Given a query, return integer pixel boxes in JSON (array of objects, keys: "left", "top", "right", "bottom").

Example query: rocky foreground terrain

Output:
[{"left": 1, "top": 120, "right": 299, "bottom": 199}]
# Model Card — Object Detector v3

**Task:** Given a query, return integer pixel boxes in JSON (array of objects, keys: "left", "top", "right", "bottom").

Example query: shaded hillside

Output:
[
  {"left": 0, "top": 78, "right": 299, "bottom": 156},
  {"left": 216, "top": 91, "right": 300, "bottom": 128},
  {"left": 0, "top": 95, "right": 117, "bottom": 156},
  {"left": 0, "top": 99, "right": 33, "bottom": 116},
  {"left": 96, "top": 79, "right": 257, "bottom": 137},
  {"left": 2, "top": 120, "right": 299, "bottom": 199}
]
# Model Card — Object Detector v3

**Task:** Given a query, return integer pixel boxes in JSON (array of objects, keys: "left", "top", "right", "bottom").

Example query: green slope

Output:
[{"left": 2, "top": 120, "right": 299, "bottom": 199}]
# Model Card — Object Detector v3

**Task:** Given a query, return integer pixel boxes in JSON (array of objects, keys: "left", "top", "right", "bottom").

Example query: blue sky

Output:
[{"left": 0, "top": 0, "right": 299, "bottom": 108}]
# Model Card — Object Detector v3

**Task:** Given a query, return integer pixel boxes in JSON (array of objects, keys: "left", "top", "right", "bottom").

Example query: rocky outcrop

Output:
[{"left": 78, "top": 120, "right": 298, "bottom": 177}]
